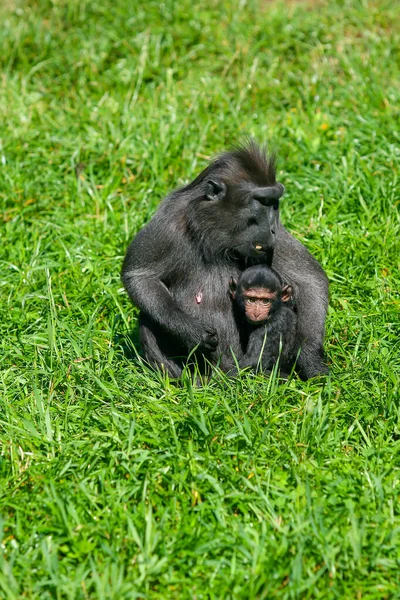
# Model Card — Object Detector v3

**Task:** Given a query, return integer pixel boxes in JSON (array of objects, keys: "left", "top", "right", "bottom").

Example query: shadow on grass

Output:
[{"left": 112, "top": 312, "right": 142, "bottom": 361}]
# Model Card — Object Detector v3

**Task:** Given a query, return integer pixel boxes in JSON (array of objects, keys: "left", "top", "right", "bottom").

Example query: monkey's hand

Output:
[
  {"left": 160, "top": 311, "right": 219, "bottom": 354},
  {"left": 238, "top": 359, "right": 257, "bottom": 371},
  {"left": 122, "top": 269, "right": 219, "bottom": 352},
  {"left": 198, "top": 326, "right": 219, "bottom": 352},
  {"left": 182, "top": 322, "right": 218, "bottom": 353}
]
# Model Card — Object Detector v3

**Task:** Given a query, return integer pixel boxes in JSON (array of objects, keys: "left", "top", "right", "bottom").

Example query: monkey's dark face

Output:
[
  {"left": 189, "top": 176, "right": 284, "bottom": 259},
  {"left": 227, "top": 180, "right": 282, "bottom": 258}
]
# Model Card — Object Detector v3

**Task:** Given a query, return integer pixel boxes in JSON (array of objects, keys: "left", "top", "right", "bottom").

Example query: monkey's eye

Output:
[
  {"left": 246, "top": 298, "right": 257, "bottom": 304},
  {"left": 261, "top": 299, "right": 271, "bottom": 305}
]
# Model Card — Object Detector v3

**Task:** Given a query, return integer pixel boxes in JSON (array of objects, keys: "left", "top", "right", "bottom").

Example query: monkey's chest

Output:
[
  {"left": 170, "top": 267, "right": 243, "bottom": 361},
  {"left": 171, "top": 268, "right": 236, "bottom": 317}
]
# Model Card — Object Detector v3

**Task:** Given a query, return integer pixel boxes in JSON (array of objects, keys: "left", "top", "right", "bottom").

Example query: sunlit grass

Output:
[{"left": 0, "top": 0, "right": 399, "bottom": 598}]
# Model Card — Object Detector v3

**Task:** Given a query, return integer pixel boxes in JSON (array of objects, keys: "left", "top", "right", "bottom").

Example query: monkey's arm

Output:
[
  {"left": 273, "top": 225, "right": 329, "bottom": 379},
  {"left": 239, "top": 309, "right": 298, "bottom": 374},
  {"left": 238, "top": 328, "right": 276, "bottom": 371},
  {"left": 121, "top": 223, "right": 217, "bottom": 352}
]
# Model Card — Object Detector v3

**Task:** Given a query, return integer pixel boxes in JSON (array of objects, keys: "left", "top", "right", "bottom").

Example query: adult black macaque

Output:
[
  {"left": 229, "top": 265, "right": 297, "bottom": 374},
  {"left": 122, "top": 140, "right": 328, "bottom": 380}
]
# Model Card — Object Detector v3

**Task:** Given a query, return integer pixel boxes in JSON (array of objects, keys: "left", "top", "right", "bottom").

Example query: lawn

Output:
[{"left": 1, "top": 0, "right": 399, "bottom": 598}]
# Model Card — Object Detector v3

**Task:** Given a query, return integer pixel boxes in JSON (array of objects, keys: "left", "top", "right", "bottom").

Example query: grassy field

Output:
[{"left": 1, "top": 0, "right": 400, "bottom": 598}]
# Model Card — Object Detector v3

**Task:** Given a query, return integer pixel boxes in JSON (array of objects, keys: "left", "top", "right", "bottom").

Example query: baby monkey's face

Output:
[
  {"left": 229, "top": 272, "right": 294, "bottom": 326},
  {"left": 243, "top": 288, "right": 277, "bottom": 323}
]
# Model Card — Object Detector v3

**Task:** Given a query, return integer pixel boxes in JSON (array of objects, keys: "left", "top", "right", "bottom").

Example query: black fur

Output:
[
  {"left": 122, "top": 140, "right": 329, "bottom": 379},
  {"left": 232, "top": 265, "right": 297, "bottom": 374}
]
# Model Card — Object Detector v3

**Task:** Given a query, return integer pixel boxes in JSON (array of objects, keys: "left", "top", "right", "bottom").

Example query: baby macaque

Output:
[{"left": 230, "top": 265, "right": 298, "bottom": 374}]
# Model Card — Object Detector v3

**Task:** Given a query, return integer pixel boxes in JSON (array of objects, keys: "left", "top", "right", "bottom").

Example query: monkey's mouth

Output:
[
  {"left": 245, "top": 315, "right": 269, "bottom": 324},
  {"left": 251, "top": 243, "right": 274, "bottom": 262},
  {"left": 229, "top": 243, "right": 274, "bottom": 265},
  {"left": 254, "top": 238, "right": 275, "bottom": 252}
]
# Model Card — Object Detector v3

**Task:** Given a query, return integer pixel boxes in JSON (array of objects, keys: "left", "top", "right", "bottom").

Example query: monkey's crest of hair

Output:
[
  {"left": 180, "top": 138, "right": 277, "bottom": 192},
  {"left": 227, "top": 139, "right": 277, "bottom": 187}
]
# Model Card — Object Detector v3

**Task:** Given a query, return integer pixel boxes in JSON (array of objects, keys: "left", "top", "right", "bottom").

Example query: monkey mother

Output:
[{"left": 122, "top": 141, "right": 328, "bottom": 380}]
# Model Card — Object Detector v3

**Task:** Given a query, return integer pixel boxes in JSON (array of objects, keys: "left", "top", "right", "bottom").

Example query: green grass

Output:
[{"left": 1, "top": 0, "right": 399, "bottom": 597}]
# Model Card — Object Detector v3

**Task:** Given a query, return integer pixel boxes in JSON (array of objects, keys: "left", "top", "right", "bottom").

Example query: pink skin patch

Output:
[{"left": 196, "top": 292, "right": 203, "bottom": 304}]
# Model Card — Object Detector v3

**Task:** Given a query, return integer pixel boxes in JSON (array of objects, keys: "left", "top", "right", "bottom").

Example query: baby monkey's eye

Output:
[
  {"left": 261, "top": 299, "right": 271, "bottom": 305},
  {"left": 246, "top": 298, "right": 257, "bottom": 304}
]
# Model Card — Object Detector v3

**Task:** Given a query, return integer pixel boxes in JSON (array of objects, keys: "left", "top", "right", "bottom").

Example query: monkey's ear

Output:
[
  {"left": 281, "top": 285, "right": 294, "bottom": 303},
  {"left": 205, "top": 179, "right": 226, "bottom": 201},
  {"left": 229, "top": 277, "right": 237, "bottom": 298}
]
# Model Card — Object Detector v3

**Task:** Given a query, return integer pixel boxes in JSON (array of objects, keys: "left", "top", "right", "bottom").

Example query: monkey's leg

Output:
[
  {"left": 273, "top": 227, "right": 329, "bottom": 380},
  {"left": 290, "top": 285, "right": 329, "bottom": 379},
  {"left": 238, "top": 346, "right": 273, "bottom": 373},
  {"left": 139, "top": 314, "right": 184, "bottom": 378}
]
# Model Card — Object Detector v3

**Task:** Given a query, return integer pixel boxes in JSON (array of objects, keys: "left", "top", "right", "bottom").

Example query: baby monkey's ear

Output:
[
  {"left": 229, "top": 277, "right": 237, "bottom": 298},
  {"left": 281, "top": 284, "right": 294, "bottom": 303}
]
